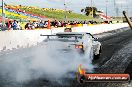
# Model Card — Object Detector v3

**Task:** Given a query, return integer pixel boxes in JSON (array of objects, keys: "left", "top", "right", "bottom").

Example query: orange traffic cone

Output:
[{"left": 47, "top": 20, "right": 51, "bottom": 29}]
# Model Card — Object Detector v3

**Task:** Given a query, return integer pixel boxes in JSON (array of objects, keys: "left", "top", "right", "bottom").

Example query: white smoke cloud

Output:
[
  {"left": 116, "top": 0, "right": 127, "bottom": 4},
  {"left": 0, "top": 38, "right": 95, "bottom": 86}
]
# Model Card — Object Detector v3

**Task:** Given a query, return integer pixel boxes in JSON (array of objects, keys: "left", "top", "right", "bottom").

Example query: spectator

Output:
[
  {"left": 7, "top": 21, "right": 12, "bottom": 30},
  {"left": 32, "top": 21, "right": 38, "bottom": 28},
  {"left": 57, "top": 21, "right": 61, "bottom": 27},
  {"left": 12, "top": 20, "right": 17, "bottom": 30},
  {"left": 25, "top": 23, "right": 29, "bottom": 29},
  {"left": 44, "top": 21, "right": 48, "bottom": 28},
  {"left": 28, "top": 23, "right": 33, "bottom": 30},
  {"left": 53, "top": 20, "right": 58, "bottom": 27},
  {"left": 60, "top": 21, "right": 63, "bottom": 27},
  {"left": 16, "top": 21, "right": 21, "bottom": 30},
  {"left": 39, "top": 21, "right": 44, "bottom": 28}
]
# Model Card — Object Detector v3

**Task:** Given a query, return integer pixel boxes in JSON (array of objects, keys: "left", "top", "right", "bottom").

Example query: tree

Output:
[{"left": 81, "top": 7, "right": 98, "bottom": 17}]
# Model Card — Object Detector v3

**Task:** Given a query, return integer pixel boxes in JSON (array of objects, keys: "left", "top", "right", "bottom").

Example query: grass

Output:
[{"left": 20, "top": 7, "right": 92, "bottom": 20}]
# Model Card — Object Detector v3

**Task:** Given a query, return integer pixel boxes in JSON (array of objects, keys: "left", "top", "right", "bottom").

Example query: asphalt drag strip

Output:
[
  {"left": 0, "top": 27, "right": 132, "bottom": 87},
  {"left": 80, "top": 28, "right": 132, "bottom": 87}
]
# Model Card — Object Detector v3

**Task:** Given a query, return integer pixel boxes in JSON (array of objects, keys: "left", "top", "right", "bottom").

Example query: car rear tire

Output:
[
  {"left": 79, "top": 75, "right": 86, "bottom": 84},
  {"left": 93, "top": 46, "right": 102, "bottom": 60},
  {"left": 94, "top": 54, "right": 100, "bottom": 60}
]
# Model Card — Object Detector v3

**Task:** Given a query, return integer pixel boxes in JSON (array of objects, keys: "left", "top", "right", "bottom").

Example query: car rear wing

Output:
[
  {"left": 40, "top": 34, "right": 57, "bottom": 38},
  {"left": 40, "top": 34, "right": 83, "bottom": 39},
  {"left": 40, "top": 34, "right": 57, "bottom": 36},
  {"left": 56, "top": 33, "right": 83, "bottom": 36}
]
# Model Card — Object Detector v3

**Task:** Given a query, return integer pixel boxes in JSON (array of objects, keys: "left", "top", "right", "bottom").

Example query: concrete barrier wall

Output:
[
  {"left": 0, "top": 23, "right": 129, "bottom": 52},
  {"left": 0, "top": 30, "right": 51, "bottom": 52},
  {"left": 72, "top": 23, "right": 129, "bottom": 34}
]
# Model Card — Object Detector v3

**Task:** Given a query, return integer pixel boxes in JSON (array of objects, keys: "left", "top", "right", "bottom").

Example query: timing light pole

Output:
[
  {"left": 2, "top": 0, "right": 5, "bottom": 27},
  {"left": 64, "top": 0, "right": 67, "bottom": 22},
  {"left": 106, "top": 0, "right": 108, "bottom": 19},
  {"left": 91, "top": 0, "right": 93, "bottom": 18}
]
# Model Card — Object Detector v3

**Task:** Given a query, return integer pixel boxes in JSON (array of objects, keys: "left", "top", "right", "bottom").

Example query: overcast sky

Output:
[{"left": 2, "top": 0, "right": 132, "bottom": 16}]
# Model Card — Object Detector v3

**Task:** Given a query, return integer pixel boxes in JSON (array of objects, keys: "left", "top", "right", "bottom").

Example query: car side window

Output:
[
  {"left": 58, "top": 36, "right": 72, "bottom": 39},
  {"left": 78, "top": 36, "right": 83, "bottom": 39}
]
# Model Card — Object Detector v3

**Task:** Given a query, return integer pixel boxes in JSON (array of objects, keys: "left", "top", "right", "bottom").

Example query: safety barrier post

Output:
[{"left": 47, "top": 20, "right": 51, "bottom": 29}]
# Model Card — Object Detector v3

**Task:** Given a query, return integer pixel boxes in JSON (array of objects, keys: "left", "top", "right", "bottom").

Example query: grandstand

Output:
[
  {"left": 0, "top": 5, "right": 46, "bottom": 22},
  {"left": 0, "top": 5, "right": 91, "bottom": 22}
]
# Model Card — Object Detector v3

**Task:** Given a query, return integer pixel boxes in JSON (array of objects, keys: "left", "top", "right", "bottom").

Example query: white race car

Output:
[{"left": 40, "top": 32, "right": 102, "bottom": 60}]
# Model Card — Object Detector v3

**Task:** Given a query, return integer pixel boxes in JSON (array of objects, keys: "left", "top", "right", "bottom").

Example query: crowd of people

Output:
[
  {"left": 5, "top": 20, "right": 22, "bottom": 30},
  {"left": 24, "top": 20, "right": 100, "bottom": 30},
  {"left": 0, "top": 20, "right": 111, "bottom": 31}
]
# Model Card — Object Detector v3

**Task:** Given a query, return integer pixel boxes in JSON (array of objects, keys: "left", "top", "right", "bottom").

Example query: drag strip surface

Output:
[
  {"left": 94, "top": 28, "right": 132, "bottom": 67},
  {"left": 82, "top": 28, "right": 132, "bottom": 87},
  {"left": 0, "top": 28, "right": 132, "bottom": 87}
]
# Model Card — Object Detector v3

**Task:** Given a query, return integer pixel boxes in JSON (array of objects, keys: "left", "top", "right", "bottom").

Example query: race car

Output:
[{"left": 40, "top": 32, "right": 101, "bottom": 60}]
